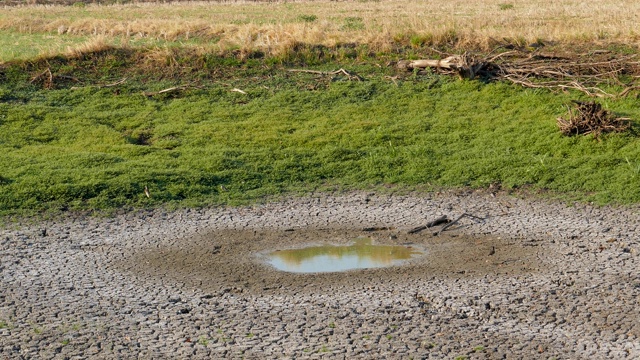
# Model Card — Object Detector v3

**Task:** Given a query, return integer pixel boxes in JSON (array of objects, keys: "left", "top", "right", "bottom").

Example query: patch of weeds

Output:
[
  {"left": 625, "top": 157, "right": 640, "bottom": 178},
  {"left": 499, "top": 3, "right": 514, "bottom": 10},
  {"left": 454, "top": 356, "right": 468, "bottom": 360},
  {"left": 197, "top": 336, "right": 209, "bottom": 346},
  {"left": 0, "top": 320, "right": 9, "bottom": 329},
  {"left": 245, "top": 333, "right": 254, "bottom": 338},
  {"left": 298, "top": 15, "right": 317, "bottom": 23},
  {"left": 386, "top": 334, "right": 393, "bottom": 340},
  {"left": 61, "top": 339, "right": 70, "bottom": 346},
  {"left": 423, "top": 341, "right": 436, "bottom": 349},
  {"left": 319, "top": 346, "right": 329, "bottom": 353},
  {"left": 473, "top": 345, "right": 485, "bottom": 352},
  {"left": 328, "top": 322, "right": 336, "bottom": 329},
  {"left": 341, "top": 17, "right": 365, "bottom": 31},
  {"left": 410, "top": 34, "right": 434, "bottom": 48},
  {"left": 362, "top": 335, "right": 371, "bottom": 340}
]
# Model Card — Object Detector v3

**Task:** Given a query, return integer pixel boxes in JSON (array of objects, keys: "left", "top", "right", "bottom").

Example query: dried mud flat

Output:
[{"left": 1, "top": 191, "right": 639, "bottom": 359}]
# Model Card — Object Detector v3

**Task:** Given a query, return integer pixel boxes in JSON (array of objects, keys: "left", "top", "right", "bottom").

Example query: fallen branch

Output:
[
  {"left": 435, "top": 213, "right": 486, "bottom": 236},
  {"left": 398, "top": 50, "right": 640, "bottom": 97},
  {"left": 408, "top": 215, "right": 450, "bottom": 234},
  {"left": 397, "top": 54, "right": 487, "bottom": 79}
]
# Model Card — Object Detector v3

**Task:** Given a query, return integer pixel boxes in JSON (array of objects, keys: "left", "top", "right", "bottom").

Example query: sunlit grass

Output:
[{"left": 2, "top": 67, "right": 640, "bottom": 215}]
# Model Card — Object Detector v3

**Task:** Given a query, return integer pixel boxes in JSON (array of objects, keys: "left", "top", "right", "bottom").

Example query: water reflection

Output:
[{"left": 266, "top": 238, "right": 423, "bottom": 273}]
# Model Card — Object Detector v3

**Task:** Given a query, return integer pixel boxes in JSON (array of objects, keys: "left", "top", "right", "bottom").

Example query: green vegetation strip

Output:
[{"left": 1, "top": 63, "right": 640, "bottom": 215}]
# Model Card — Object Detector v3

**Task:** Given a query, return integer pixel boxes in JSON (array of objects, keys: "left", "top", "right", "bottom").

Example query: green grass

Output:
[
  {"left": 0, "top": 30, "right": 89, "bottom": 62},
  {"left": 0, "top": 30, "right": 212, "bottom": 64},
  {"left": 2, "top": 57, "right": 640, "bottom": 215}
]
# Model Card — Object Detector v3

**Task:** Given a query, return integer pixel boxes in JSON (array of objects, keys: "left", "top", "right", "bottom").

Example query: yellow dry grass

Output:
[{"left": 1, "top": 0, "right": 639, "bottom": 57}]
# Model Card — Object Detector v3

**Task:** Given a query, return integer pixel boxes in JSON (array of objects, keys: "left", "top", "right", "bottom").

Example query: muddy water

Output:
[
  {"left": 121, "top": 228, "right": 538, "bottom": 295},
  {"left": 265, "top": 238, "right": 424, "bottom": 273}
]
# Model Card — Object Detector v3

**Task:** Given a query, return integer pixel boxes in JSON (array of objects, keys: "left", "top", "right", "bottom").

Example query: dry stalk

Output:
[
  {"left": 142, "top": 82, "right": 203, "bottom": 97},
  {"left": 287, "top": 68, "right": 363, "bottom": 81}
]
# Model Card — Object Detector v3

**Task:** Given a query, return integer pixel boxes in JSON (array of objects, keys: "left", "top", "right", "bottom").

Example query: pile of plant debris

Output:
[
  {"left": 557, "top": 100, "right": 631, "bottom": 139},
  {"left": 397, "top": 49, "right": 640, "bottom": 98}
]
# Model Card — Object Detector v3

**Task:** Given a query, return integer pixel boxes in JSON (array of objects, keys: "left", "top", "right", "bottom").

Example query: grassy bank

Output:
[
  {"left": 1, "top": 1, "right": 640, "bottom": 216},
  {"left": 1, "top": 47, "right": 640, "bottom": 216}
]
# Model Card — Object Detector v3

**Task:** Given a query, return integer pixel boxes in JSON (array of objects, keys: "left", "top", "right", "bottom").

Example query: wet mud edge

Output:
[{"left": 116, "top": 228, "right": 539, "bottom": 295}]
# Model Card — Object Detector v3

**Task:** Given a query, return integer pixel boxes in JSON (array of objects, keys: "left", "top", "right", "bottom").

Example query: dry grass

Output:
[{"left": 1, "top": 0, "right": 640, "bottom": 58}]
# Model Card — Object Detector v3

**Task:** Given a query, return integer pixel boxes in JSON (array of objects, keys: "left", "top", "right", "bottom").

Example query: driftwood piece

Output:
[
  {"left": 407, "top": 215, "right": 450, "bottom": 234},
  {"left": 435, "top": 213, "right": 486, "bottom": 236},
  {"left": 397, "top": 54, "right": 487, "bottom": 79}
]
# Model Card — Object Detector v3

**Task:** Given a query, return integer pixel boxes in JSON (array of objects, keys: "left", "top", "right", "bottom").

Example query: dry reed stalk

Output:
[{"left": 63, "top": 35, "right": 111, "bottom": 58}]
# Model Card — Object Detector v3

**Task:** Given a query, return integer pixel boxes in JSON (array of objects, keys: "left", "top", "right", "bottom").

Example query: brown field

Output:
[{"left": 1, "top": 0, "right": 639, "bottom": 59}]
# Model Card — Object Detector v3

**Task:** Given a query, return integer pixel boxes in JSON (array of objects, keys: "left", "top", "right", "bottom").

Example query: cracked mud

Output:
[{"left": 1, "top": 191, "right": 639, "bottom": 359}]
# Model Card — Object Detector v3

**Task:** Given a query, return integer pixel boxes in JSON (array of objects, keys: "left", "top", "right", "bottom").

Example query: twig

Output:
[
  {"left": 142, "top": 83, "right": 203, "bottom": 97},
  {"left": 619, "top": 85, "right": 640, "bottom": 97},
  {"left": 384, "top": 76, "right": 399, "bottom": 86},
  {"left": 101, "top": 77, "right": 127, "bottom": 88},
  {"left": 230, "top": 88, "right": 247, "bottom": 94}
]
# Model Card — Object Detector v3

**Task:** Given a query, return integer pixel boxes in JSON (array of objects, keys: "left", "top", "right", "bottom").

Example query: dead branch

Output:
[
  {"left": 287, "top": 68, "right": 363, "bottom": 81},
  {"left": 398, "top": 50, "right": 640, "bottom": 97},
  {"left": 435, "top": 213, "right": 486, "bottom": 236},
  {"left": 407, "top": 215, "right": 450, "bottom": 234},
  {"left": 397, "top": 54, "right": 487, "bottom": 79}
]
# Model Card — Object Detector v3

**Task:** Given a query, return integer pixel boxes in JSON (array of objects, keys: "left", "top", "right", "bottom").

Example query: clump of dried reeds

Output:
[{"left": 557, "top": 101, "right": 631, "bottom": 139}]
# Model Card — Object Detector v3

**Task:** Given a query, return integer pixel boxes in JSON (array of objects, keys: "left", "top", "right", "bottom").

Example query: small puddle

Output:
[{"left": 264, "top": 238, "right": 423, "bottom": 273}]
